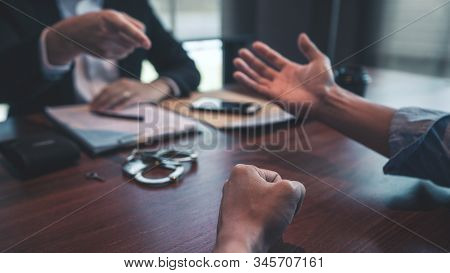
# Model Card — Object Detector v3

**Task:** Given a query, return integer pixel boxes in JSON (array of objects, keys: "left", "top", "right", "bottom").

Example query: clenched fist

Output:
[
  {"left": 214, "top": 165, "right": 306, "bottom": 253},
  {"left": 45, "top": 10, "right": 151, "bottom": 65}
]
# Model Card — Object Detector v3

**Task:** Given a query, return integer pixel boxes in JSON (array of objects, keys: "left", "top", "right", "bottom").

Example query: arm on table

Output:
[
  {"left": 233, "top": 33, "right": 394, "bottom": 157},
  {"left": 317, "top": 85, "right": 395, "bottom": 157},
  {"left": 233, "top": 33, "right": 449, "bottom": 184}
]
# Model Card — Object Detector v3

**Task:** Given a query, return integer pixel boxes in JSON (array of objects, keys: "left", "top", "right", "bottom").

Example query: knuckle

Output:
[
  {"left": 103, "top": 9, "right": 118, "bottom": 18},
  {"left": 233, "top": 164, "right": 245, "bottom": 170},
  {"left": 277, "top": 180, "right": 297, "bottom": 195},
  {"left": 232, "top": 164, "right": 251, "bottom": 175},
  {"left": 279, "top": 180, "right": 305, "bottom": 199},
  {"left": 119, "top": 78, "right": 130, "bottom": 85},
  {"left": 320, "top": 54, "right": 331, "bottom": 64}
]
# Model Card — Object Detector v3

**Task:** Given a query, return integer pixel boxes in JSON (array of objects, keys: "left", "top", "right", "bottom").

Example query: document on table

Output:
[
  {"left": 45, "top": 104, "right": 198, "bottom": 155},
  {"left": 161, "top": 90, "right": 295, "bottom": 129}
]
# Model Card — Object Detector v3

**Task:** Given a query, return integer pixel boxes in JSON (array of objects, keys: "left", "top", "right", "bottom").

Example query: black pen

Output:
[{"left": 91, "top": 110, "right": 144, "bottom": 121}]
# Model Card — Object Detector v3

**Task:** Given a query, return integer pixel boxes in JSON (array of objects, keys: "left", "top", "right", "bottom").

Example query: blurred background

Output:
[{"left": 1, "top": 0, "right": 449, "bottom": 121}]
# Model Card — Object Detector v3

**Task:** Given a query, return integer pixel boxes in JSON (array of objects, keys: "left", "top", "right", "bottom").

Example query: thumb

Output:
[
  {"left": 297, "top": 33, "right": 324, "bottom": 61},
  {"left": 283, "top": 180, "right": 306, "bottom": 215}
]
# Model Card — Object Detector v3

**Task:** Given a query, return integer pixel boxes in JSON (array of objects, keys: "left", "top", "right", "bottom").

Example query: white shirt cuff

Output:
[
  {"left": 39, "top": 28, "right": 72, "bottom": 80},
  {"left": 160, "top": 77, "right": 181, "bottom": 97}
]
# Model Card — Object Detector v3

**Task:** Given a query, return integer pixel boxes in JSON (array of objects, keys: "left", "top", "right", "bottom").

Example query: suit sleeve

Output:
[
  {"left": 143, "top": 4, "right": 201, "bottom": 97},
  {"left": 0, "top": 6, "right": 62, "bottom": 104}
]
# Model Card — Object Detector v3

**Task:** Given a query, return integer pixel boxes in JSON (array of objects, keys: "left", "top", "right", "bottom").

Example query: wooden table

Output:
[{"left": 0, "top": 69, "right": 449, "bottom": 253}]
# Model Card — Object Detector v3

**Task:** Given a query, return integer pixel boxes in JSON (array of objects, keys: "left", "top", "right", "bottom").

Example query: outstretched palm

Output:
[{"left": 234, "top": 33, "right": 335, "bottom": 116}]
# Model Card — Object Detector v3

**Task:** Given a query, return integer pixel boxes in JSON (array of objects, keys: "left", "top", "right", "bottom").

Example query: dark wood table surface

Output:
[{"left": 0, "top": 69, "right": 449, "bottom": 253}]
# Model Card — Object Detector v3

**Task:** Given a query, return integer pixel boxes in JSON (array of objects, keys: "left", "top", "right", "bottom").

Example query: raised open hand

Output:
[{"left": 234, "top": 33, "right": 335, "bottom": 117}]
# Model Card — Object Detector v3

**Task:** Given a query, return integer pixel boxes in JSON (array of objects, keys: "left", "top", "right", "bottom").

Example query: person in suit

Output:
[{"left": 0, "top": 0, "right": 200, "bottom": 116}]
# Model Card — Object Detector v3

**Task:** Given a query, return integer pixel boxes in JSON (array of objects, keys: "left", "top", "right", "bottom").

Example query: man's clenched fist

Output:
[{"left": 214, "top": 164, "right": 306, "bottom": 253}]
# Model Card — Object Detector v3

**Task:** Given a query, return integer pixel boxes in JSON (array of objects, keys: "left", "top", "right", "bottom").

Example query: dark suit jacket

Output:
[{"left": 0, "top": 0, "right": 200, "bottom": 116}]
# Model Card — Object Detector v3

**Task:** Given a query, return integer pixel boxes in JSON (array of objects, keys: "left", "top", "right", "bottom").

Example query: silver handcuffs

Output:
[{"left": 123, "top": 149, "right": 198, "bottom": 186}]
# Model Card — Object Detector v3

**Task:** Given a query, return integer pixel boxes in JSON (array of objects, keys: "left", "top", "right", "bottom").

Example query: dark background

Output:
[{"left": 221, "top": 0, "right": 450, "bottom": 82}]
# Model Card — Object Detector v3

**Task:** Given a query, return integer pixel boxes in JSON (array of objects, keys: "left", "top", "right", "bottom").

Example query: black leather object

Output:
[{"left": 0, "top": 133, "right": 80, "bottom": 178}]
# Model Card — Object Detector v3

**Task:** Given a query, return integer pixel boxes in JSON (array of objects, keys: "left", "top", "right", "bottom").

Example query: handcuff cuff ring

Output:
[{"left": 123, "top": 149, "right": 197, "bottom": 186}]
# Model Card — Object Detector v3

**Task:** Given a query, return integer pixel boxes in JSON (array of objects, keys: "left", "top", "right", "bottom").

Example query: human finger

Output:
[
  {"left": 112, "top": 93, "right": 140, "bottom": 110},
  {"left": 254, "top": 167, "right": 283, "bottom": 183},
  {"left": 104, "top": 91, "right": 135, "bottom": 110},
  {"left": 239, "top": 49, "right": 276, "bottom": 80},
  {"left": 104, "top": 12, "right": 151, "bottom": 49},
  {"left": 116, "top": 31, "right": 140, "bottom": 48},
  {"left": 95, "top": 90, "right": 134, "bottom": 110},
  {"left": 91, "top": 86, "right": 120, "bottom": 109},
  {"left": 252, "top": 41, "right": 290, "bottom": 70},
  {"left": 233, "top": 58, "right": 265, "bottom": 82},
  {"left": 281, "top": 180, "right": 306, "bottom": 215},
  {"left": 233, "top": 71, "right": 271, "bottom": 96},
  {"left": 100, "top": 42, "right": 134, "bottom": 59},
  {"left": 297, "top": 33, "right": 324, "bottom": 61},
  {"left": 121, "top": 12, "right": 146, "bottom": 31}
]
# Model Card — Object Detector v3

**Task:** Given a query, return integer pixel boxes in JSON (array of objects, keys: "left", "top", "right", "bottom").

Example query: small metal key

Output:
[{"left": 85, "top": 172, "right": 105, "bottom": 182}]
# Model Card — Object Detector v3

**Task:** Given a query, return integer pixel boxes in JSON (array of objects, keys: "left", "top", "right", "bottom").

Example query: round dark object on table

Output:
[{"left": 334, "top": 65, "right": 372, "bottom": 97}]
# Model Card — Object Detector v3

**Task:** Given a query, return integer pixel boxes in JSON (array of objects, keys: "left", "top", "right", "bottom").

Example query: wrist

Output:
[
  {"left": 148, "top": 79, "right": 172, "bottom": 101},
  {"left": 214, "top": 223, "right": 268, "bottom": 253},
  {"left": 45, "top": 27, "right": 80, "bottom": 65},
  {"left": 315, "top": 84, "right": 352, "bottom": 122},
  {"left": 213, "top": 237, "right": 252, "bottom": 253}
]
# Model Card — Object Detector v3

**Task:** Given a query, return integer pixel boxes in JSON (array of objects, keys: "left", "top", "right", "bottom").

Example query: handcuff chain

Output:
[{"left": 123, "top": 149, "right": 197, "bottom": 186}]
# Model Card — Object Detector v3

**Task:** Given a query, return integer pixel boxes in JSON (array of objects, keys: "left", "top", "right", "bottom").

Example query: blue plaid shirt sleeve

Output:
[{"left": 383, "top": 107, "right": 450, "bottom": 186}]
